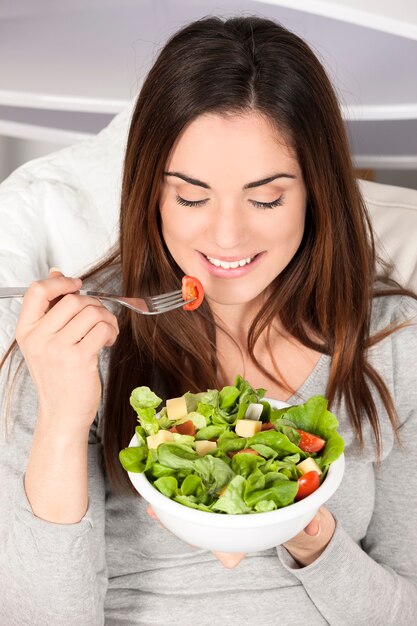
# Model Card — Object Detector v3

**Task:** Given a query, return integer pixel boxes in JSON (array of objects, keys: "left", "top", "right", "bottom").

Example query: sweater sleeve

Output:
[
  {"left": 0, "top": 356, "right": 108, "bottom": 626},
  {"left": 276, "top": 299, "right": 417, "bottom": 625}
]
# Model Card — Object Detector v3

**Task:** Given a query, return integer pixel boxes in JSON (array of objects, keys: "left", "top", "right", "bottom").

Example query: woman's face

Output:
[{"left": 159, "top": 112, "right": 307, "bottom": 308}]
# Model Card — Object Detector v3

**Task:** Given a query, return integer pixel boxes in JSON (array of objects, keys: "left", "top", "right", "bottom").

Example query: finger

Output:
[
  {"left": 48, "top": 268, "right": 70, "bottom": 309},
  {"left": 46, "top": 302, "right": 118, "bottom": 345},
  {"left": 19, "top": 275, "right": 82, "bottom": 328},
  {"left": 146, "top": 506, "right": 159, "bottom": 522},
  {"left": 146, "top": 506, "right": 165, "bottom": 530},
  {"left": 212, "top": 551, "right": 246, "bottom": 569},
  {"left": 49, "top": 267, "right": 63, "bottom": 277},
  {"left": 78, "top": 319, "right": 119, "bottom": 354},
  {"left": 34, "top": 293, "right": 107, "bottom": 336}
]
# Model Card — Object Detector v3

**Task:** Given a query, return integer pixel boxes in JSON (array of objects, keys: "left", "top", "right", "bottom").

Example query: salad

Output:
[{"left": 119, "top": 376, "right": 344, "bottom": 514}]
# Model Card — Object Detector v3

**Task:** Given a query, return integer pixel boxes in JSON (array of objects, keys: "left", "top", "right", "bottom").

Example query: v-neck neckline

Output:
[{"left": 284, "top": 352, "right": 331, "bottom": 405}]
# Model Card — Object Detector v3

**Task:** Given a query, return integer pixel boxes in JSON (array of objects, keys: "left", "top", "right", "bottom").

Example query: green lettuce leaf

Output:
[
  {"left": 219, "top": 385, "right": 241, "bottom": 410},
  {"left": 180, "top": 474, "right": 205, "bottom": 498},
  {"left": 248, "top": 430, "right": 304, "bottom": 459},
  {"left": 174, "top": 495, "right": 213, "bottom": 512},
  {"left": 154, "top": 476, "right": 178, "bottom": 498},
  {"left": 194, "top": 455, "right": 234, "bottom": 495},
  {"left": 195, "top": 424, "right": 227, "bottom": 440},
  {"left": 231, "top": 452, "right": 266, "bottom": 478},
  {"left": 281, "top": 396, "right": 344, "bottom": 466},
  {"left": 212, "top": 475, "right": 251, "bottom": 514},
  {"left": 119, "top": 446, "right": 148, "bottom": 473},
  {"left": 130, "top": 386, "right": 162, "bottom": 411},
  {"left": 244, "top": 475, "right": 298, "bottom": 509},
  {"left": 157, "top": 443, "right": 198, "bottom": 470},
  {"left": 135, "top": 425, "right": 147, "bottom": 447}
]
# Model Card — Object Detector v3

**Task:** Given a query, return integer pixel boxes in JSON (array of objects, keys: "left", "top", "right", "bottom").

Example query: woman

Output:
[{"left": 1, "top": 15, "right": 416, "bottom": 626}]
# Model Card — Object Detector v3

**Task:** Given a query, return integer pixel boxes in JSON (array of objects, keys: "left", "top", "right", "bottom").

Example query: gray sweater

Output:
[{"left": 1, "top": 294, "right": 417, "bottom": 626}]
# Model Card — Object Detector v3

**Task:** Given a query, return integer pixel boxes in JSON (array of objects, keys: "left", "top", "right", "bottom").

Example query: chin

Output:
[{"left": 206, "top": 288, "right": 265, "bottom": 308}]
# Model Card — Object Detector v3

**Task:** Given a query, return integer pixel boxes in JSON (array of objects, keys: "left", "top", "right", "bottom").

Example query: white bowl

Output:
[{"left": 127, "top": 399, "right": 345, "bottom": 553}]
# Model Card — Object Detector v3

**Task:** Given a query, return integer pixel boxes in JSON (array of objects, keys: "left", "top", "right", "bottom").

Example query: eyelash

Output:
[
  {"left": 175, "top": 195, "right": 207, "bottom": 207},
  {"left": 175, "top": 195, "right": 284, "bottom": 209},
  {"left": 250, "top": 196, "right": 284, "bottom": 210}
]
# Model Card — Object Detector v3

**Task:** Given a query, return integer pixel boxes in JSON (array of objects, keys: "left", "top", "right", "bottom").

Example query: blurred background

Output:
[{"left": 1, "top": 0, "right": 417, "bottom": 188}]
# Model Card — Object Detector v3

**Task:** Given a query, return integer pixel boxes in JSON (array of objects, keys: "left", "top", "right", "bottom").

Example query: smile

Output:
[{"left": 204, "top": 255, "right": 256, "bottom": 269}]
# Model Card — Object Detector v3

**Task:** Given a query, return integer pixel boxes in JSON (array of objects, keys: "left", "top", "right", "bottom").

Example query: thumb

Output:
[{"left": 304, "top": 516, "right": 321, "bottom": 537}]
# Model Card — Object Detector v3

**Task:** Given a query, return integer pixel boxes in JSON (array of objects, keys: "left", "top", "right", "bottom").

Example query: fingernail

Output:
[{"left": 49, "top": 267, "right": 61, "bottom": 274}]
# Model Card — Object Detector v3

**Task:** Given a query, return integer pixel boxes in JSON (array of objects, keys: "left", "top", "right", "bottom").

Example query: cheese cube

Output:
[
  {"left": 166, "top": 396, "right": 188, "bottom": 420},
  {"left": 146, "top": 430, "right": 174, "bottom": 449},
  {"left": 296, "top": 457, "right": 322, "bottom": 475},
  {"left": 235, "top": 419, "right": 262, "bottom": 437},
  {"left": 244, "top": 403, "right": 263, "bottom": 421},
  {"left": 195, "top": 440, "right": 217, "bottom": 456}
]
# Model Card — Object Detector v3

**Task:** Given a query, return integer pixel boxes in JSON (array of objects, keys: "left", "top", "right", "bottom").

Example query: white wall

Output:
[{"left": 0, "top": 136, "right": 65, "bottom": 182}]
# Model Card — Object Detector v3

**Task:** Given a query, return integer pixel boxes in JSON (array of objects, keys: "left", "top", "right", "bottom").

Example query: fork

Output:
[{"left": 0, "top": 288, "right": 195, "bottom": 315}]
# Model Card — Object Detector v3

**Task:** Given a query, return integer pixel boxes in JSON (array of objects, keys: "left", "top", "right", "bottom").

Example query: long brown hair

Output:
[{"left": 1, "top": 16, "right": 416, "bottom": 491}]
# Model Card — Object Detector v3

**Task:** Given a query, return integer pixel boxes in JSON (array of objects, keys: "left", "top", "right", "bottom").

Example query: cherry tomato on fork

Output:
[{"left": 182, "top": 276, "right": 204, "bottom": 310}]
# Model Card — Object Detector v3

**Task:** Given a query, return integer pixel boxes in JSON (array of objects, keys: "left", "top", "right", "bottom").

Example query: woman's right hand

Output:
[{"left": 15, "top": 269, "right": 119, "bottom": 437}]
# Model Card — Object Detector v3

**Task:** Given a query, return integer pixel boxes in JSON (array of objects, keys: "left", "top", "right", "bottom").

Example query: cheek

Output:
[
  {"left": 160, "top": 206, "right": 193, "bottom": 254},
  {"left": 270, "top": 208, "right": 306, "bottom": 251}
]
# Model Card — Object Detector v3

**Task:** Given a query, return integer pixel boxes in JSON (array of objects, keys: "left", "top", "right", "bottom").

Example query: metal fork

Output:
[{"left": 0, "top": 288, "right": 195, "bottom": 315}]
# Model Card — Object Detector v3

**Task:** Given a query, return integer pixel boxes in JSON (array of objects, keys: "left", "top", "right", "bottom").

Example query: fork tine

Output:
[
  {"left": 149, "top": 289, "right": 183, "bottom": 303},
  {"left": 151, "top": 294, "right": 188, "bottom": 312},
  {"left": 152, "top": 295, "right": 198, "bottom": 313}
]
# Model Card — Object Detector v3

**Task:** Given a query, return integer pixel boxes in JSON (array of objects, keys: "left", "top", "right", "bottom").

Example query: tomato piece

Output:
[
  {"left": 297, "top": 429, "right": 325, "bottom": 453},
  {"left": 235, "top": 448, "right": 260, "bottom": 456},
  {"left": 174, "top": 420, "right": 196, "bottom": 436},
  {"left": 261, "top": 422, "right": 275, "bottom": 431},
  {"left": 227, "top": 448, "right": 260, "bottom": 459},
  {"left": 169, "top": 426, "right": 178, "bottom": 433},
  {"left": 295, "top": 470, "right": 320, "bottom": 501},
  {"left": 182, "top": 275, "right": 204, "bottom": 311}
]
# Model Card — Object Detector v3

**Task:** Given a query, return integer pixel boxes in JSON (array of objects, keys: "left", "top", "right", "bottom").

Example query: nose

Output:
[{"left": 208, "top": 202, "right": 250, "bottom": 251}]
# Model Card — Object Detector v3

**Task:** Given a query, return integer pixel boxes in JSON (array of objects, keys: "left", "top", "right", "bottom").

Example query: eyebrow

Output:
[{"left": 164, "top": 171, "right": 296, "bottom": 190}]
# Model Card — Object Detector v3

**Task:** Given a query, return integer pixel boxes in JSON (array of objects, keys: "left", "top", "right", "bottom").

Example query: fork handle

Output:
[
  {"left": 0, "top": 288, "right": 91, "bottom": 299},
  {"left": 0, "top": 288, "right": 28, "bottom": 298}
]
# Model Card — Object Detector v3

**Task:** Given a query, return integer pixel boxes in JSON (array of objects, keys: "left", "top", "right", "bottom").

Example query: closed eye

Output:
[
  {"left": 250, "top": 196, "right": 284, "bottom": 209},
  {"left": 176, "top": 194, "right": 208, "bottom": 207}
]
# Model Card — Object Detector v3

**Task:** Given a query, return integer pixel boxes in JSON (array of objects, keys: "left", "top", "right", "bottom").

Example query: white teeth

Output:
[{"left": 206, "top": 255, "right": 255, "bottom": 269}]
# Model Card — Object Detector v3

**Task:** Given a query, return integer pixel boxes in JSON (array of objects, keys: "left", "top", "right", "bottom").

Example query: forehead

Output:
[{"left": 164, "top": 111, "right": 300, "bottom": 179}]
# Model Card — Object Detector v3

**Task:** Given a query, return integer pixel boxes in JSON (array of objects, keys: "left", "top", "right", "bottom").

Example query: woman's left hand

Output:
[
  {"left": 282, "top": 506, "right": 335, "bottom": 566},
  {"left": 214, "top": 506, "right": 335, "bottom": 569}
]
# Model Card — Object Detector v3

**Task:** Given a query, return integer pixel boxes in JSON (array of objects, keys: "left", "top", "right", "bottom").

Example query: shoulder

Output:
[
  {"left": 369, "top": 293, "right": 417, "bottom": 425},
  {"left": 370, "top": 291, "right": 417, "bottom": 334}
]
